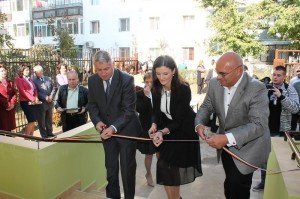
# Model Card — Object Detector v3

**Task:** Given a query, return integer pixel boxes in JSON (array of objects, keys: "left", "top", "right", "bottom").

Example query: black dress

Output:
[
  {"left": 136, "top": 89, "right": 156, "bottom": 155},
  {"left": 153, "top": 83, "right": 202, "bottom": 186}
]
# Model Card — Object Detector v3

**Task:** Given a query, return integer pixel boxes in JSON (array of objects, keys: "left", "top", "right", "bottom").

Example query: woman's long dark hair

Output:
[{"left": 152, "top": 55, "right": 186, "bottom": 96}]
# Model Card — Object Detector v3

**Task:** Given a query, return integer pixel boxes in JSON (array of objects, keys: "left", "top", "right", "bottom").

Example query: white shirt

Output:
[
  {"left": 102, "top": 70, "right": 117, "bottom": 132},
  {"left": 161, "top": 90, "right": 172, "bottom": 120},
  {"left": 223, "top": 73, "right": 244, "bottom": 146}
]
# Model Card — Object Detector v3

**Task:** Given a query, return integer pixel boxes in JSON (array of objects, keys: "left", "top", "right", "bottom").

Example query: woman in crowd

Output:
[
  {"left": 56, "top": 63, "right": 68, "bottom": 86},
  {"left": 0, "top": 64, "right": 17, "bottom": 131},
  {"left": 149, "top": 55, "right": 202, "bottom": 199},
  {"left": 15, "top": 64, "right": 39, "bottom": 136},
  {"left": 136, "top": 71, "right": 158, "bottom": 187}
]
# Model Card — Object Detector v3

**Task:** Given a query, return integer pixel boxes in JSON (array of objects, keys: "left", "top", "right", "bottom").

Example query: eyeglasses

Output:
[
  {"left": 215, "top": 65, "right": 242, "bottom": 78},
  {"left": 296, "top": 70, "right": 300, "bottom": 73}
]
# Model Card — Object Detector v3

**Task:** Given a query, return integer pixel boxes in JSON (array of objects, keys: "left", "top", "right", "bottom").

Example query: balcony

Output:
[{"left": 32, "top": 0, "right": 82, "bottom": 20}]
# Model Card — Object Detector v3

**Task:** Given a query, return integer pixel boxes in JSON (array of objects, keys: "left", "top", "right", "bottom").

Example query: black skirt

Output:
[
  {"left": 137, "top": 130, "right": 157, "bottom": 155},
  {"left": 156, "top": 117, "right": 202, "bottom": 186}
]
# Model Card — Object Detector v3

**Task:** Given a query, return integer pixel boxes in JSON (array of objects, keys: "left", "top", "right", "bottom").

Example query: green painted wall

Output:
[
  {"left": 264, "top": 141, "right": 300, "bottom": 199},
  {"left": 0, "top": 127, "right": 106, "bottom": 199}
]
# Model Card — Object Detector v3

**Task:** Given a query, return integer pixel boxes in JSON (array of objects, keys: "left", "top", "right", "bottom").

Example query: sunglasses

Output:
[{"left": 297, "top": 70, "right": 300, "bottom": 72}]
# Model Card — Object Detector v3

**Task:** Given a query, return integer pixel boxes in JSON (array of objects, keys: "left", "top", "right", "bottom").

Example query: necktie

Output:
[
  {"left": 40, "top": 77, "right": 44, "bottom": 83},
  {"left": 105, "top": 80, "right": 110, "bottom": 97}
]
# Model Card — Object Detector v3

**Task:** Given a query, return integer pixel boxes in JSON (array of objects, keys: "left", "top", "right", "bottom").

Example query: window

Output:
[
  {"left": 119, "top": 47, "right": 130, "bottom": 58},
  {"left": 149, "top": 17, "right": 160, "bottom": 30},
  {"left": 183, "top": 15, "right": 195, "bottom": 28},
  {"left": 182, "top": 47, "right": 194, "bottom": 60},
  {"left": 119, "top": 18, "right": 130, "bottom": 32},
  {"left": 13, "top": 23, "right": 29, "bottom": 37},
  {"left": 17, "top": 0, "right": 23, "bottom": 11},
  {"left": 34, "top": 24, "right": 54, "bottom": 37},
  {"left": 90, "top": 21, "right": 100, "bottom": 34},
  {"left": 34, "top": 25, "right": 46, "bottom": 37},
  {"left": 58, "top": 18, "right": 79, "bottom": 34},
  {"left": 91, "top": 0, "right": 99, "bottom": 5}
]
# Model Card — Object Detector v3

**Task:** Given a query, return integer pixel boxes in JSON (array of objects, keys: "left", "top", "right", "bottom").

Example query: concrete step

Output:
[{"left": 65, "top": 190, "right": 105, "bottom": 199}]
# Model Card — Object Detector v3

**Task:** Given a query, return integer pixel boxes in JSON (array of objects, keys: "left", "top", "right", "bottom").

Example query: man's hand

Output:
[
  {"left": 272, "top": 87, "right": 282, "bottom": 98},
  {"left": 56, "top": 107, "right": 64, "bottom": 113},
  {"left": 153, "top": 131, "right": 163, "bottom": 147},
  {"left": 96, "top": 121, "right": 107, "bottom": 132},
  {"left": 101, "top": 126, "right": 115, "bottom": 140},
  {"left": 196, "top": 124, "right": 207, "bottom": 140},
  {"left": 78, "top": 107, "right": 86, "bottom": 114},
  {"left": 206, "top": 134, "right": 228, "bottom": 149}
]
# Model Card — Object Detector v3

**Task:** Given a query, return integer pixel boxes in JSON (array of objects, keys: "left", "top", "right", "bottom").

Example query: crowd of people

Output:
[
  {"left": 1, "top": 50, "right": 300, "bottom": 199},
  {"left": 0, "top": 63, "right": 90, "bottom": 137}
]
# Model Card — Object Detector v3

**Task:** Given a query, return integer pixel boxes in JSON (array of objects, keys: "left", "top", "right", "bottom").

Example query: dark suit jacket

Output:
[
  {"left": 88, "top": 69, "right": 142, "bottom": 136},
  {"left": 33, "top": 76, "right": 56, "bottom": 109},
  {"left": 55, "top": 84, "right": 89, "bottom": 125},
  {"left": 136, "top": 90, "right": 152, "bottom": 135}
]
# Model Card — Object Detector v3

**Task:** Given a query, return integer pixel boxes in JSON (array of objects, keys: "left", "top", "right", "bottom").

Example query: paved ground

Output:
[
  {"left": 35, "top": 90, "right": 264, "bottom": 199},
  {"left": 133, "top": 93, "right": 263, "bottom": 199}
]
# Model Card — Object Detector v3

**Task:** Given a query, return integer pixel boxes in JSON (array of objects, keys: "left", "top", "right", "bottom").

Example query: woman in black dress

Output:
[
  {"left": 136, "top": 71, "right": 158, "bottom": 187},
  {"left": 149, "top": 55, "right": 202, "bottom": 199}
]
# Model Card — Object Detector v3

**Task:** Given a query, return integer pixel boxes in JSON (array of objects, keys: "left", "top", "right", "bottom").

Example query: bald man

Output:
[{"left": 195, "top": 52, "right": 271, "bottom": 199}]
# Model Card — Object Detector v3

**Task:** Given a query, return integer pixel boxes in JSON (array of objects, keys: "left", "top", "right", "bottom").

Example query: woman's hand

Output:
[
  {"left": 153, "top": 131, "right": 163, "bottom": 147},
  {"left": 148, "top": 123, "right": 157, "bottom": 138}
]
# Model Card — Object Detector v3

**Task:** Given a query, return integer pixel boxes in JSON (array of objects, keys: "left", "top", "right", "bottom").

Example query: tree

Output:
[
  {"left": 199, "top": 1, "right": 265, "bottom": 57},
  {"left": 0, "top": 12, "right": 13, "bottom": 48},
  {"left": 48, "top": 17, "right": 77, "bottom": 59},
  {"left": 254, "top": 0, "right": 300, "bottom": 49}
]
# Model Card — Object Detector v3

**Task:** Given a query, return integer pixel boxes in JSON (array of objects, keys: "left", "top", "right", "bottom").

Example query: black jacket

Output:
[{"left": 55, "top": 84, "right": 88, "bottom": 124}]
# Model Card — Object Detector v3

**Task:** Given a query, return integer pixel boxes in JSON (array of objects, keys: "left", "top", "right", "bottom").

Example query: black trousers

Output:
[
  {"left": 222, "top": 150, "right": 253, "bottom": 199},
  {"left": 63, "top": 113, "right": 86, "bottom": 132},
  {"left": 103, "top": 137, "right": 137, "bottom": 199},
  {"left": 291, "top": 114, "right": 299, "bottom": 131}
]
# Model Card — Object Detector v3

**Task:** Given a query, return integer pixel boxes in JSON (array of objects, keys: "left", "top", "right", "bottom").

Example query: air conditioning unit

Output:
[{"left": 85, "top": 41, "right": 94, "bottom": 48}]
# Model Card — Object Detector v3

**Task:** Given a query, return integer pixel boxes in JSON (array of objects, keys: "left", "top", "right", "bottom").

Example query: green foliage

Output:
[
  {"left": 200, "top": 0, "right": 234, "bottom": 10},
  {"left": 0, "top": 12, "right": 13, "bottom": 48},
  {"left": 55, "top": 30, "right": 77, "bottom": 58},
  {"left": 29, "top": 44, "right": 58, "bottom": 60},
  {"left": 48, "top": 17, "right": 77, "bottom": 59},
  {"left": 201, "top": 1, "right": 266, "bottom": 57}
]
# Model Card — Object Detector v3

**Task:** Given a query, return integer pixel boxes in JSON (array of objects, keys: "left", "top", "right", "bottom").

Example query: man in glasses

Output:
[
  {"left": 289, "top": 64, "right": 300, "bottom": 131},
  {"left": 195, "top": 52, "right": 271, "bottom": 199}
]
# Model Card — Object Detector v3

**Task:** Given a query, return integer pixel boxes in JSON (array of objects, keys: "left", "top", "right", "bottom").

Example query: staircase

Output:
[{"left": 63, "top": 184, "right": 106, "bottom": 199}]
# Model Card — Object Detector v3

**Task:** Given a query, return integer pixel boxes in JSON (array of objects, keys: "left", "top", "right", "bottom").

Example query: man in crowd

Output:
[
  {"left": 195, "top": 52, "right": 271, "bottom": 199},
  {"left": 55, "top": 71, "right": 88, "bottom": 132},
  {"left": 252, "top": 65, "right": 299, "bottom": 191},
  {"left": 33, "top": 65, "right": 56, "bottom": 138},
  {"left": 289, "top": 64, "right": 300, "bottom": 131},
  {"left": 88, "top": 50, "right": 142, "bottom": 199}
]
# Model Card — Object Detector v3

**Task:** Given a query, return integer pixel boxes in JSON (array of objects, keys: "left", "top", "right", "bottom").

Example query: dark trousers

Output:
[
  {"left": 222, "top": 150, "right": 253, "bottom": 199},
  {"left": 63, "top": 113, "right": 86, "bottom": 132},
  {"left": 291, "top": 114, "right": 299, "bottom": 131},
  {"left": 36, "top": 104, "right": 53, "bottom": 138},
  {"left": 103, "top": 137, "right": 137, "bottom": 199}
]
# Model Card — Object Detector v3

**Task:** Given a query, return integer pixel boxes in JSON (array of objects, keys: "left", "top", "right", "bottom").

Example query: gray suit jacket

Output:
[
  {"left": 33, "top": 76, "right": 56, "bottom": 109},
  {"left": 88, "top": 69, "right": 142, "bottom": 136},
  {"left": 195, "top": 72, "right": 271, "bottom": 174}
]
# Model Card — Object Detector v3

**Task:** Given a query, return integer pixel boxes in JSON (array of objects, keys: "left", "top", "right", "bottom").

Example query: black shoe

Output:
[
  {"left": 47, "top": 134, "right": 57, "bottom": 138},
  {"left": 252, "top": 183, "right": 264, "bottom": 192}
]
